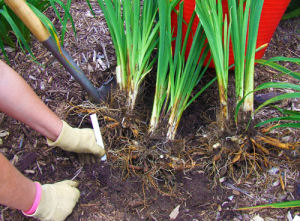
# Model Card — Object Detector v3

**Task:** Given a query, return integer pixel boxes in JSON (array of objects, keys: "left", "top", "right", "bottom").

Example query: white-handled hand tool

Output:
[{"left": 90, "top": 113, "right": 107, "bottom": 161}]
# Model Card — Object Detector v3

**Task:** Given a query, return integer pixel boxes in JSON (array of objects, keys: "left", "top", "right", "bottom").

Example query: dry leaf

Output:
[
  {"left": 251, "top": 214, "right": 264, "bottom": 221},
  {"left": 169, "top": 205, "right": 180, "bottom": 220},
  {"left": 0, "top": 130, "right": 9, "bottom": 138}
]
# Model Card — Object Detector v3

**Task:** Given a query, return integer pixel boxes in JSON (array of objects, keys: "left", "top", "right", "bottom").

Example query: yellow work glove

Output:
[
  {"left": 47, "top": 120, "right": 105, "bottom": 156},
  {"left": 27, "top": 180, "right": 80, "bottom": 221}
]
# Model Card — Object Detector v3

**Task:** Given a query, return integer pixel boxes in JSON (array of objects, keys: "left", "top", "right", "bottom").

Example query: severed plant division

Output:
[{"left": 96, "top": 0, "right": 159, "bottom": 110}]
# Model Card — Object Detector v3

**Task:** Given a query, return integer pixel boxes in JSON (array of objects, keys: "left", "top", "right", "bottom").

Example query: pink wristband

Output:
[{"left": 22, "top": 182, "right": 42, "bottom": 215}]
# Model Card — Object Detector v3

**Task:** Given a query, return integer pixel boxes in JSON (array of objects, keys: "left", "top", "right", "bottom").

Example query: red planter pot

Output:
[{"left": 171, "top": 0, "right": 291, "bottom": 67}]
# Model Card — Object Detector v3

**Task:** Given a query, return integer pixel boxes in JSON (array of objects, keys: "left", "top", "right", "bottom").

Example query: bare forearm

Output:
[
  {"left": 0, "top": 60, "right": 62, "bottom": 141},
  {"left": 0, "top": 153, "right": 35, "bottom": 211}
]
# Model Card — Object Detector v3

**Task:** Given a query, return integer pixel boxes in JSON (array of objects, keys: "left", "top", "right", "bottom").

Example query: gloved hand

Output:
[
  {"left": 26, "top": 180, "right": 80, "bottom": 221},
  {"left": 47, "top": 120, "right": 105, "bottom": 156}
]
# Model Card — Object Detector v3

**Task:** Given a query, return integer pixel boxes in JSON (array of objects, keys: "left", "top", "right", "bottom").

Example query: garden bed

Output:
[{"left": 0, "top": 1, "right": 299, "bottom": 220}]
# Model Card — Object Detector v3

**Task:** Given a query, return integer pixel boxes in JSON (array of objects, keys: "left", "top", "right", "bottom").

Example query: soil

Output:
[{"left": 0, "top": 1, "right": 299, "bottom": 221}]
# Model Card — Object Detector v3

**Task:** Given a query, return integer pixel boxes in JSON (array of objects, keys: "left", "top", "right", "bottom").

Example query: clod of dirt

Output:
[{"left": 16, "top": 151, "right": 37, "bottom": 171}]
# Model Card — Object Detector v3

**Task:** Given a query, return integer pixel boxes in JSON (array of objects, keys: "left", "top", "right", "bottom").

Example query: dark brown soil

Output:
[{"left": 0, "top": 1, "right": 299, "bottom": 220}]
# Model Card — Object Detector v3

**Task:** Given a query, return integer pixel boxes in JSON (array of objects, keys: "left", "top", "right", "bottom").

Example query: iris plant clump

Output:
[
  {"left": 96, "top": 0, "right": 159, "bottom": 110},
  {"left": 195, "top": 0, "right": 231, "bottom": 130},
  {"left": 228, "top": 0, "right": 264, "bottom": 117},
  {"left": 150, "top": 0, "right": 214, "bottom": 139},
  {"left": 196, "top": 0, "right": 265, "bottom": 130}
]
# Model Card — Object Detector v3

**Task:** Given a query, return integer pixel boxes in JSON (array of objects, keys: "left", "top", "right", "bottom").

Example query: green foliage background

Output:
[{"left": 0, "top": 0, "right": 75, "bottom": 61}]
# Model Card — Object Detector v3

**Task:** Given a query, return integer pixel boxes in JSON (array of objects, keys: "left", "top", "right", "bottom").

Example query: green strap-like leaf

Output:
[
  {"left": 255, "top": 115, "right": 300, "bottom": 127},
  {"left": 255, "top": 92, "right": 300, "bottom": 113},
  {"left": 256, "top": 59, "right": 300, "bottom": 80},
  {"left": 85, "top": 0, "right": 96, "bottom": 17},
  {"left": 0, "top": 6, "right": 35, "bottom": 58},
  {"left": 237, "top": 200, "right": 300, "bottom": 210},
  {"left": 49, "top": 0, "right": 76, "bottom": 44},
  {"left": 256, "top": 82, "right": 300, "bottom": 91},
  {"left": 282, "top": 8, "right": 300, "bottom": 20},
  {"left": 268, "top": 56, "right": 300, "bottom": 64},
  {"left": 28, "top": 3, "right": 59, "bottom": 45},
  {"left": 0, "top": 35, "right": 9, "bottom": 63}
]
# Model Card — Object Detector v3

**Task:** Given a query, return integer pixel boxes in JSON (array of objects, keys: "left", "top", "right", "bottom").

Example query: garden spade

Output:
[{"left": 4, "top": 0, "right": 115, "bottom": 103}]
